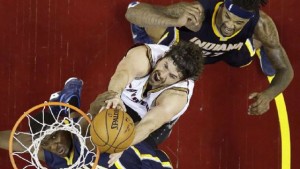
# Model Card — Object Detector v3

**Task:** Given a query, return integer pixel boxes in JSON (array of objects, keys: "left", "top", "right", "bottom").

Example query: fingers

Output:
[
  {"left": 186, "top": 2, "right": 203, "bottom": 24},
  {"left": 108, "top": 152, "right": 123, "bottom": 167},
  {"left": 90, "top": 91, "right": 125, "bottom": 116},
  {"left": 248, "top": 93, "right": 270, "bottom": 115},
  {"left": 248, "top": 92, "right": 258, "bottom": 99},
  {"left": 184, "top": 9, "right": 201, "bottom": 25}
]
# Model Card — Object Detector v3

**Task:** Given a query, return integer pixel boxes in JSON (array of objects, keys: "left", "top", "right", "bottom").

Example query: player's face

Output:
[
  {"left": 216, "top": 6, "right": 250, "bottom": 37},
  {"left": 149, "top": 57, "right": 183, "bottom": 88},
  {"left": 40, "top": 131, "right": 73, "bottom": 158}
]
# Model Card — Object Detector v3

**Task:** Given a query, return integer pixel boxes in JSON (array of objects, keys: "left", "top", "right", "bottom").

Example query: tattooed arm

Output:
[
  {"left": 249, "top": 11, "right": 294, "bottom": 115},
  {"left": 125, "top": 1, "right": 204, "bottom": 32}
]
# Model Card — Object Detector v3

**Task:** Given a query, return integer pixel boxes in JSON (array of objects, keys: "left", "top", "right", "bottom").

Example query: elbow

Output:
[
  {"left": 125, "top": 2, "right": 140, "bottom": 23},
  {"left": 276, "top": 65, "right": 294, "bottom": 83},
  {"left": 125, "top": 10, "right": 134, "bottom": 23},
  {"left": 285, "top": 64, "right": 294, "bottom": 82},
  {"left": 125, "top": 7, "right": 131, "bottom": 20}
]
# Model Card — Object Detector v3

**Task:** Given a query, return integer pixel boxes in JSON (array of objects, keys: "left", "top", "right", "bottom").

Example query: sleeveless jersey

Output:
[
  {"left": 121, "top": 44, "right": 194, "bottom": 122},
  {"left": 159, "top": 0, "right": 259, "bottom": 60},
  {"left": 45, "top": 138, "right": 172, "bottom": 169}
]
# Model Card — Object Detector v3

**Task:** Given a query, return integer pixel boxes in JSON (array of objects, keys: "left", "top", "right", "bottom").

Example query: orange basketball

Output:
[{"left": 90, "top": 108, "right": 135, "bottom": 153}]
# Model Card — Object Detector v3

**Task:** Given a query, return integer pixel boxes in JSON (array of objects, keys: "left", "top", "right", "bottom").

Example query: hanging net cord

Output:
[{"left": 12, "top": 104, "right": 97, "bottom": 169}]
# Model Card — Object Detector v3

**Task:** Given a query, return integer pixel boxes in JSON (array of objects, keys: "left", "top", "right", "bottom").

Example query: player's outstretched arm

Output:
[
  {"left": 125, "top": 1, "right": 204, "bottom": 29},
  {"left": 249, "top": 11, "right": 294, "bottom": 115},
  {"left": 132, "top": 89, "right": 187, "bottom": 145},
  {"left": 0, "top": 130, "right": 30, "bottom": 151},
  {"left": 105, "top": 45, "right": 152, "bottom": 111},
  {"left": 88, "top": 45, "right": 152, "bottom": 117},
  {"left": 0, "top": 130, "right": 46, "bottom": 161}
]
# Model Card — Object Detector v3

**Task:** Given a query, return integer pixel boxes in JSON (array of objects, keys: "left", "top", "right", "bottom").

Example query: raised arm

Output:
[
  {"left": 125, "top": 1, "right": 204, "bottom": 30},
  {"left": 108, "top": 45, "right": 151, "bottom": 94},
  {"left": 88, "top": 45, "right": 152, "bottom": 116},
  {"left": 249, "top": 11, "right": 294, "bottom": 115}
]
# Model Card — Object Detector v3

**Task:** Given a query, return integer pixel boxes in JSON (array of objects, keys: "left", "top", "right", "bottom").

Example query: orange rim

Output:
[{"left": 9, "top": 102, "right": 100, "bottom": 169}]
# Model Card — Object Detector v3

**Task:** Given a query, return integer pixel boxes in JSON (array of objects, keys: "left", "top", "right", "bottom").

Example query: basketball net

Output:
[{"left": 9, "top": 102, "right": 100, "bottom": 169}]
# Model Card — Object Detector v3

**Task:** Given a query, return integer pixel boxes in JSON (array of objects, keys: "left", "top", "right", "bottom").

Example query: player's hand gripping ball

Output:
[{"left": 90, "top": 108, "right": 135, "bottom": 153}]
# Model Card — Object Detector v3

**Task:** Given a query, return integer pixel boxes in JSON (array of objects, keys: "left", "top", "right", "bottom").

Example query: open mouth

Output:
[
  {"left": 220, "top": 23, "right": 234, "bottom": 36},
  {"left": 57, "top": 145, "right": 66, "bottom": 156},
  {"left": 224, "top": 27, "right": 233, "bottom": 33}
]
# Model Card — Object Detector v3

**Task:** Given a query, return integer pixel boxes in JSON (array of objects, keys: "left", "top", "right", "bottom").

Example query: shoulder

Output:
[
  {"left": 254, "top": 10, "right": 280, "bottom": 47},
  {"left": 256, "top": 10, "right": 274, "bottom": 29}
]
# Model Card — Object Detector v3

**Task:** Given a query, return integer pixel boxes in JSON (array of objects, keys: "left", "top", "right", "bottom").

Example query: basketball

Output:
[{"left": 90, "top": 108, "right": 135, "bottom": 153}]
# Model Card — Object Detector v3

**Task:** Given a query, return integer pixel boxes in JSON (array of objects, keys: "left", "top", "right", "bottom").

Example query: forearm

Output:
[
  {"left": 265, "top": 67, "right": 293, "bottom": 99},
  {"left": 264, "top": 47, "right": 294, "bottom": 99},
  {"left": 126, "top": 3, "right": 179, "bottom": 27},
  {"left": 131, "top": 109, "right": 169, "bottom": 145},
  {"left": 0, "top": 130, "right": 10, "bottom": 150},
  {"left": 0, "top": 130, "right": 31, "bottom": 152},
  {"left": 108, "top": 70, "right": 131, "bottom": 94},
  {"left": 131, "top": 122, "right": 156, "bottom": 145}
]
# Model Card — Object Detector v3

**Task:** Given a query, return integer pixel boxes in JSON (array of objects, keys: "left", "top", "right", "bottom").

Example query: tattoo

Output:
[{"left": 254, "top": 11, "right": 280, "bottom": 48}]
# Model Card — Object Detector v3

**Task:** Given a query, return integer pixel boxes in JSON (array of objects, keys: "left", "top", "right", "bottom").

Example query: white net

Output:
[{"left": 10, "top": 102, "right": 97, "bottom": 169}]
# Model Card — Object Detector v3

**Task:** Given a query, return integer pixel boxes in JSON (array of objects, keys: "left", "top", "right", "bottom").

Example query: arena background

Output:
[{"left": 0, "top": 0, "right": 299, "bottom": 168}]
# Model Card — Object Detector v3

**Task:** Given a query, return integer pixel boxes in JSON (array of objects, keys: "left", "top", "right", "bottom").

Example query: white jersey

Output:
[{"left": 121, "top": 44, "right": 195, "bottom": 121}]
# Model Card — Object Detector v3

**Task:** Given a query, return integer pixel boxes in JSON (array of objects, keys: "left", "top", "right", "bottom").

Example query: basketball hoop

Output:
[{"left": 9, "top": 102, "right": 100, "bottom": 169}]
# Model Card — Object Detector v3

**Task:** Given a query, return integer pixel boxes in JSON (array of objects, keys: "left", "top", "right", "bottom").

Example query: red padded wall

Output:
[{"left": 0, "top": 0, "right": 299, "bottom": 169}]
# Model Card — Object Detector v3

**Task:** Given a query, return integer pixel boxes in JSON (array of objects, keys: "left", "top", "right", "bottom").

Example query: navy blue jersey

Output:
[
  {"left": 44, "top": 136, "right": 95, "bottom": 169},
  {"left": 44, "top": 138, "right": 172, "bottom": 169},
  {"left": 159, "top": 0, "right": 259, "bottom": 66}
]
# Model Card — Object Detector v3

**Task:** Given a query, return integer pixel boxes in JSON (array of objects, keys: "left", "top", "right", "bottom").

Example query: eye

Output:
[
  {"left": 50, "top": 133, "right": 57, "bottom": 140},
  {"left": 169, "top": 74, "right": 177, "bottom": 79},
  {"left": 235, "top": 21, "right": 244, "bottom": 25},
  {"left": 41, "top": 141, "right": 48, "bottom": 147}
]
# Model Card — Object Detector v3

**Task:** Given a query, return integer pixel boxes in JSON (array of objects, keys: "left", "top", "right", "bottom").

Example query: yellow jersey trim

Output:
[
  {"left": 63, "top": 119, "right": 74, "bottom": 165},
  {"left": 245, "top": 39, "right": 256, "bottom": 56},
  {"left": 114, "top": 160, "right": 126, "bottom": 169},
  {"left": 131, "top": 146, "right": 173, "bottom": 168}
]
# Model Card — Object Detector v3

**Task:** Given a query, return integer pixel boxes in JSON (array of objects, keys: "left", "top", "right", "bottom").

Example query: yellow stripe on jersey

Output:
[
  {"left": 211, "top": 2, "right": 242, "bottom": 41},
  {"left": 244, "top": 39, "right": 256, "bottom": 56},
  {"left": 114, "top": 160, "right": 126, "bottom": 169},
  {"left": 238, "top": 39, "right": 256, "bottom": 68},
  {"left": 131, "top": 146, "right": 173, "bottom": 168},
  {"left": 63, "top": 119, "right": 75, "bottom": 165},
  {"left": 157, "top": 32, "right": 170, "bottom": 44},
  {"left": 157, "top": 27, "right": 180, "bottom": 46},
  {"left": 63, "top": 141, "right": 74, "bottom": 165},
  {"left": 174, "top": 28, "right": 180, "bottom": 44},
  {"left": 162, "top": 161, "right": 173, "bottom": 168}
]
